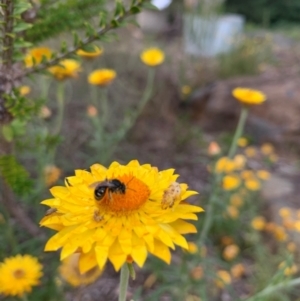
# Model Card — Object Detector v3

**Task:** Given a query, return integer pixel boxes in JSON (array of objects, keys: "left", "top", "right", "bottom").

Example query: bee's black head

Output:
[{"left": 94, "top": 186, "right": 107, "bottom": 200}]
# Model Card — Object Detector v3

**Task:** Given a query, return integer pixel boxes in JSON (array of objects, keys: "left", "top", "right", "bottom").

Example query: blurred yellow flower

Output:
[
  {"left": 233, "top": 154, "right": 246, "bottom": 170},
  {"left": 88, "top": 69, "right": 116, "bottom": 86},
  {"left": 140, "top": 47, "right": 165, "bottom": 66},
  {"left": 215, "top": 157, "right": 236, "bottom": 173},
  {"left": 24, "top": 47, "right": 52, "bottom": 68},
  {"left": 226, "top": 206, "right": 239, "bottom": 219},
  {"left": 222, "top": 175, "right": 241, "bottom": 190},
  {"left": 190, "top": 266, "right": 203, "bottom": 280},
  {"left": 265, "top": 222, "right": 276, "bottom": 232},
  {"left": 182, "top": 85, "right": 192, "bottom": 95},
  {"left": 232, "top": 87, "right": 266, "bottom": 105},
  {"left": 76, "top": 45, "right": 103, "bottom": 59},
  {"left": 87, "top": 105, "right": 98, "bottom": 117},
  {"left": 237, "top": 137, "right": 248, "bottom": 147},
  {"left": 294, "top": 221, "right": 300, "bottom": 232},
  {"left": 231, "top": 263, "right": 245, "bottom": 279},
  {"left": 273, "top": 226, "right": 287, "bottom": 241},
  {"left": 59, "top": 253, "right": 102, "bottom": 287},
  {"left": 251, "top": 216, "right": 266, "bottom": 231},
  {"left": 215, "top": 270, "right": 231, "bottom": 288},
  {"left": 287, "top": 242, "right": 297, "bottom": 253},
  {"left": 230, "top": 194, "right": 243, "bottom": 208},
  {"left": 244, "top": 146, "right": 257, "bottom": 157},
  {"left": 44, "top": 165, "right": 61, "bottom": 187},
  {"left": 40, "top": 160, "right": 203, "bottom": 271},
  {"left": 0, "top": 255, "right": 43, "bottom": 296},
  {"left": 186, "top": 242, "right": 198, "bottom": 254},
  {"left": 245, "top": 178, "right": 261, "bottom": 191},
  {"left": 222, "top": 244, "right": 240, "bottom": 261},
  {"left": 279, "top": 207, "right": 291, "bottom": 219},
  {"left": 256, "top": 170, "right": 270, "bottom": 180},
  {"left": 279, "top": 262, "right": 298, "bottom": 276},
  {"left": 208, "top": 141, "right": 221, "bottom": 156},
  {"left": 19, "top": 86, "right": 31, "bottom": 96},
  {"left": 220, "top": 236, "right": 234, "bottom": 246},
  {"left": 261, "top": 143, "right": 274, "bottom": 155},
  {"left": 48, "top": 59, "right": 81, "bottom": 80},
  {"left": 282, "top": 219, "right": 294, "bottom": 230},
  {"left": 241, "top": 170, "right": 255, "bottom": 180}
]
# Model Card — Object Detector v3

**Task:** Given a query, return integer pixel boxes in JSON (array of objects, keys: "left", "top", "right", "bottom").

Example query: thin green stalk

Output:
[
  {"left": 244, "top": 277, "right": 300, "bottom": 301},
  {"left": 118, "top": 264, "right": 130, "bottom": 301},
  {"left": 21, "top": 294, "right": 29, "bottom": 301},
  {"left": 228, "top": 106, "right": 248, "bottom": 159},
  {"left": 198, "top": 106, "right": 249, "bottom": 246},
  {"left": 198, "top": 173, "right": 221, "bottom": 246},
  {"left": 53, "top": 82, "right": 65, "bottom": 136}
]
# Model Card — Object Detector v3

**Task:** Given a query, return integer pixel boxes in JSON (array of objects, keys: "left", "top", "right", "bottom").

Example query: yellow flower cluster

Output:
[
  {"left": 215, "top": 155, "right": 270, "bottom": 192},
  {"left": 251, "top": 207, "right": 300, "bottom": 255}
]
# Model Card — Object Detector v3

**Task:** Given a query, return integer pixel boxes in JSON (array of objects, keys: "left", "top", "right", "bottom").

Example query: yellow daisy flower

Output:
[
  {"left": 232, "top": 87, "right": 266, "bottom": 105},
  {"left": 251, "top": 216, "right": 266, "bottom": 231},
  {"left": 40, "top": 160, "right": 203, "bottom": 271},
  {"left": 260, "top": 143, "right": 274, "bottom": 155},
  {"left": 48, "top": 59, "right": 81, "bottom": 80},
  {"left": 245, "top": 178, "right": 261, "bottom": 191},
  {"left": 24, "top": 47, "right": 52, "bottom": 68},
  {"left": 0, "top": 254, "right": 43, "bottom": 296},
  {"left": 19, "top": 85, "right": 31, "bottom": 96},
  {"left": 222, "top": 174, "right": 241, "bottom": 191},
  {"left": 140, "top": 48, "right": 165, "bottom": 66},
  {"left": 88, "top": 69, "right": 116, "bottom": 86},
  {"left": 59, "top": 253, "right": 102, "bottom": 287},
  {"left": 215, "top": 270, "right": 231, "bottom": 288},
  {"left": 222, "top": 244, "right": 240, "bottom": 261},
  {"left": 237, "top": 137, "right": 248, "bottom": 147},
  {"left": 215, "top": 157, "right": 236, "bottom": 173},
  {"left": 231, "top": 263, "right": 245, "bottom": 279},
  {"left": 76, "top": 45, "right": 103, "bottom": 59},
  {"left": 181, "top": 85, "right": 192, "bottom": 95},
  {"left": 44, "top": 165, "right": 62, "bottom": 187}
]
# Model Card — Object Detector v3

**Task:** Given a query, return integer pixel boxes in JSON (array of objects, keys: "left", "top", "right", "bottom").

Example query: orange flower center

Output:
[
  {"left": 13, "top": 269, "right": 25, "bottom": 279},
  {"left": 101, "top": 174, "right": 150, "bottom": 212}
]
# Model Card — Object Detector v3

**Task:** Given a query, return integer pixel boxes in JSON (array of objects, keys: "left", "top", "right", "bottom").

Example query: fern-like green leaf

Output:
[{"left": 0, "top": 155, "right": 33, "bottom": 196}]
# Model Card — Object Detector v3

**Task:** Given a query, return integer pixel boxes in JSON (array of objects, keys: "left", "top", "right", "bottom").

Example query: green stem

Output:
[
  {"left": 118, "top": 264, "right": 130, "bottom": 301},
  {"left": 21, "top": 294, "right": 29, "bottom": 301},
  {"left": 228, "top": 106, "right": 248, "bottom": 159},
  {"left": 198, "top": 173, "right": 221, "bottom": 246},
  {"left": 53, "top": 82, "right": 65, "bottom": 136},
  {"left": 244, "top": 277, "right": 300, "bottom": 301}
]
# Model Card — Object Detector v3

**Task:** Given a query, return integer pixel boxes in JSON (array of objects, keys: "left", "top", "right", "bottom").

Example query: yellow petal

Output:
[
  {"left": 108, "top": 240, "right": 127, "bottom": 271},
  {"left": 131, "top": 233, "right": 148, "bottom": 267},
  {"left": 60, "top": 243, "right": 78, "bottom": 260},
  {"left": 150, "top": 240, "right": 171, "bottom": 264},
  {"left": 79, "top": 250, "right": 98, "bottom": 273},
  {"left": 169, "top": 219, "right": 197, "bottom": 234},
  {"left": 95, "top": 245, "right": 109, "bottom": 269}
]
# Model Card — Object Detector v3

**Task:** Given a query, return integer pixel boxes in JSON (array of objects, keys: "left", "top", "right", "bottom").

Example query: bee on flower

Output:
[{"left": 40, "top": 160, "right": 203, "bottom": 271}]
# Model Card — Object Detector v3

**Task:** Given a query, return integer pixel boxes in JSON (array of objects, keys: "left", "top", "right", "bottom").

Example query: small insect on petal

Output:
[{"left": 161, "top": 182, "right": 182, "bottom": 209}]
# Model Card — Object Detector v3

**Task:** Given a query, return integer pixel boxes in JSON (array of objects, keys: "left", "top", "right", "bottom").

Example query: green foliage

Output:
[
  {"left": 5, "top": 91, "right": 42, "bottom": 121},
  {"left": 25, "top": 0, "right": 106, "bottom": 43},
  {"left": 225, "top": 0, "right": 300, "bottom": 26},
  {"left": 0, "top": 155, "right": 33, "bottom": 196}
]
